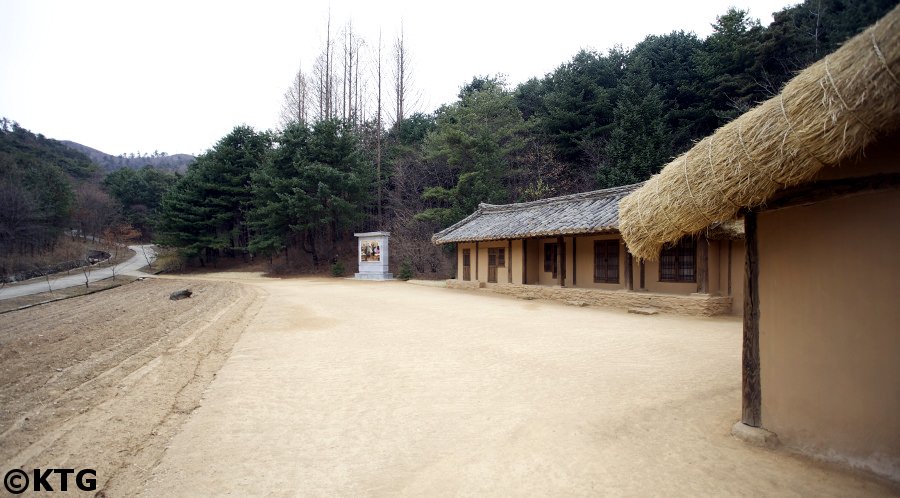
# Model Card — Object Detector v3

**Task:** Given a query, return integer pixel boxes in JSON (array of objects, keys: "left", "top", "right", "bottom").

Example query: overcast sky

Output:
[{"left": 0, "top": 0, "right": 793, "bottom": 156}]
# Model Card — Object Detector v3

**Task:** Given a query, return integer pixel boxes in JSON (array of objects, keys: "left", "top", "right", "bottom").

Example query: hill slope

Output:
[{"left": 61, "top": 140, "right": 194, "bottom": 172}]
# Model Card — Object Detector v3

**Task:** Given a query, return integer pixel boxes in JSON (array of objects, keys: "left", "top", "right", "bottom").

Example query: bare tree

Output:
[
  {"left": 72, "top": 184, "right": 119, "bottom": 242},
  {"left": 280, "top": 64, "right": 310, "bottom": 127},
  {"left": 376, "top": 30, "right": 384, "bottom": 225},
  {"left": 310, "top": 10, "right": 337, "bottom": 121},
  {"left": 325, "top": 8, "right": 334, "bottom": 120},
  {"left": 387, "top": 154, "right": 451, "bottom": 277},
  {"left": 103, "top": 224, "right": 138, "bottom": 280},
  {"left": 342, "top": 21, "right": 351, "bottom": 121},
  {"left": 81, "top": 260, "right": 91, "bottom": 288},
  {"left": 141, "top": 245, "right": 155, "bottom": 271},
  {"left": 312, "top": 52, "right": 329, "bottom": 121},
  {"left": 390, "top": 22, "right": 421, "bottom": 128},
  {"left": 32, "top": 260, "right": 53, "bottom": 294},
  {"left": 338, "top": 20, "right": 369, "bottom": 128}
]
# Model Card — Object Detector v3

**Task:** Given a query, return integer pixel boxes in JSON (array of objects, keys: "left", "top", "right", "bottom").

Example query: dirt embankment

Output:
[{"left": 0, "top": 278, "right": 263, "bottom": 496}]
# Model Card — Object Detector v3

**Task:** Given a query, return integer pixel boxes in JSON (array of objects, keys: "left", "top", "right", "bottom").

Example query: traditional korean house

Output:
[
  {"left": 618, "top": 6, "right": 900, "bottom": 480},
  {"left": 431, "top": 184, "right": 745, "bottom": 316}
]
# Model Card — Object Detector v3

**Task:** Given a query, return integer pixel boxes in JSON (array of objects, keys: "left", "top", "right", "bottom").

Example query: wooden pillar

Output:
[
  {"left": 522, "top": 239, "right": 527, "bottom": 285},
  {"left": 507, "top": 239, "right": 512, "bottom": 283},
  {"left": 571, "top": 236, "right": 577, "bottom": 287},
  {"left": 639, "top": 259, "right": 646, "bottom": 290},
  {"left": 742, "top": 211, "right": 761, "bottom": 427},
  {"left": 697, "top": 234, "right": 709, "bottom": 293},
  {"left": 475, "top": 241, "right": 479, "bottom": 282},
  {"left": 624, "top": 246, "right": 633, "bottom": 291},
  {"left": 557, "top": 236, "right": 565, "bottom": 287}
]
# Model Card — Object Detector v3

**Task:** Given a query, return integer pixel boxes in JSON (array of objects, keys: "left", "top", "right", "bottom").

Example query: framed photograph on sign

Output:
[{"left": 360, "top": 240, "right": 381, "bottom": 262}]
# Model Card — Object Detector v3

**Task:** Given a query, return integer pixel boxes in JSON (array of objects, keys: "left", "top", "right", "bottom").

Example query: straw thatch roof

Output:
[
  {"left": 619, "top": 5, "right": 900, "bottom": 261},
  {"left": 432, "top": 183, "right": 641, "bottom": 244}
]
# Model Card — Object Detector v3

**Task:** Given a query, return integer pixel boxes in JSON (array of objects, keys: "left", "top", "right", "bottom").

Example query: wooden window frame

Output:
[
  {"left": 659, "top": 237, "right": 697, "bottom": 283},
  {"left": 593, "top": 239, "right": 619, "bottom": 284},
  {"left": 489, "top": 247, "right": 506, "bottom": 268}
]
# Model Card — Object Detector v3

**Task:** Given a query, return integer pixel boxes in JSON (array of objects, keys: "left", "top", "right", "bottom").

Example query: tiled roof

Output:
[{"left": 432, "top": 183, "right": 642, "bottom": 244}]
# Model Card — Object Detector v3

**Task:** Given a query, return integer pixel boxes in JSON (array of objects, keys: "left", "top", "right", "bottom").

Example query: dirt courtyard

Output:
[{"left": 2, "top": 274, "right": 897, "bottom": 496}]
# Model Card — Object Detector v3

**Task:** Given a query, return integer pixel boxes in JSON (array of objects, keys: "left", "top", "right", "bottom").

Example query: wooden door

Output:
[
  {"left": 487, "top": 248, "right": 499, "bottom": 283},
  {"left": 462, "top": 249, "right": 471, "bottom": 281},
  {"left": 544, "top": 243, "right": 558, "bottom": 279}
]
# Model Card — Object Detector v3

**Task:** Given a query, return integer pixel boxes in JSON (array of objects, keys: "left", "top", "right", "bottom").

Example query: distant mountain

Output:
[{"left": 60, "top": 140, "right": 195, "bottom": 172}]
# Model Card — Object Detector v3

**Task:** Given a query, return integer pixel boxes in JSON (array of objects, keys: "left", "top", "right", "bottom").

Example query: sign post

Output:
[{"left": 354, "top": 231, "right": 393, "bottom": 280}]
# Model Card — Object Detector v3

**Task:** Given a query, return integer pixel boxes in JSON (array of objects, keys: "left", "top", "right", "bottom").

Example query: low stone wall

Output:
[
  {"left": 446, "top": 280, "right": 485, "bottom": 290},
  {"left": 446, "top": 281, "right": 732, "bottom": 316}
]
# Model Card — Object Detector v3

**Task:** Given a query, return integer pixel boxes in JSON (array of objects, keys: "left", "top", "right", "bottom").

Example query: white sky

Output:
[{"left": 0, "top": 0, "right": 793, "bottom": 156}]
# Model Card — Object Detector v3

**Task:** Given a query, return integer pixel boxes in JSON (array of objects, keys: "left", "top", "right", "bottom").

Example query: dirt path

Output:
[
  {"left": 0, "top": 277, "right": 263, "bottom": 495},
  {"left": 134, "top": 274, "right": 897, "bottom": 496}
]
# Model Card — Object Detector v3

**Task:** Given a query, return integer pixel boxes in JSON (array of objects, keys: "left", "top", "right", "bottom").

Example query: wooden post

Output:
[
  {"left": 522, "top": 239, "right": 527, "bottom": 285},
  {"left": 475, "top": 241, "right": 479, "bottom": 282},
  {"left": 742, "top": 211, "right": 761, "bottom": 427},
  {"left": 697, "top": 234, "right": 709, "bottom": 293},
  {"left": 507, "top": 239, "right": 512, "bottom": 283},
  {"left": 624, "top": 246, "right": 633, "bottom": 291},
  {"left": 557, "top": 236, "right": 564, "bottom": 287},
  {"left": 639, "top": 259, "right": 646, "bottom": 290},
  {"left": 572, "top": 236, "right": 577, "bottom": 287}
]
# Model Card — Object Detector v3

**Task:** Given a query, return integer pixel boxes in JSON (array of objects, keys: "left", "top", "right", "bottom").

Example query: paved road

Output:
[{"left": 0, "top": 245, "right": 156, "bottom": 301}]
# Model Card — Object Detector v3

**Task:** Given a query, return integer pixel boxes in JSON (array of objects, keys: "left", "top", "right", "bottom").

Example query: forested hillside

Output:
[
  {"left": 154, "top": 0, "right": 894, "bottom": 277},
  {"left": 0, "top": 119, "right": 179, "bottom": 276},
  {"left": 0, "top": 118, "right": 96, "bottom": 259}
]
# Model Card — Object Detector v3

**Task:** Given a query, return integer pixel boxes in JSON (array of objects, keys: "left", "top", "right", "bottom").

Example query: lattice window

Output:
[
  {"left": 659, "top": 237, "right": 696, "bottom": 282},
  {"left": 593, "top": 239, "right": 619, "bottom": 283}
]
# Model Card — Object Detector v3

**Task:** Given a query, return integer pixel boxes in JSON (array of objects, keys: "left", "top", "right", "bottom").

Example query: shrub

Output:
[
  {"left": 154, "top": 249, "right": 187, "bottom": 273},
  {"left": 398, "top": 260, "right": 414, "bottom": 281},
  {"left": 330, "top": 261, "right": 345, "bottom": 277}
]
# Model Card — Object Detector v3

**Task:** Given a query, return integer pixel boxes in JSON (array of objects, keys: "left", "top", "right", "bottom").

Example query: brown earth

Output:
[
  {"left": 1, "top": 273, "right": 897, "bottom": 496},
  {"left": 0, "top": 277, "right": 263, "bottom": 496}
]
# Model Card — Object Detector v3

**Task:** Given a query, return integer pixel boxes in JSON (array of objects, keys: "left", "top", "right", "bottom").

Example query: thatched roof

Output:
[
  {"left": 432, "top": 183, "right": 641, "bottom": 244},
  {"left": 619, "top": 5, "right": 900, "bottom": 261}
]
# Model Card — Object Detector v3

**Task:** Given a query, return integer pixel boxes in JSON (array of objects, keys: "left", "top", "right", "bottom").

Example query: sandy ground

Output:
[
  {"left": 0, "top": 277, "right": 263, "bottom": 496},
  {"left": 1, "top": 273, "right": 896, "bottom": 496},
  {"left": 111, "top": 274, "right": 894, "bottom": 496}
]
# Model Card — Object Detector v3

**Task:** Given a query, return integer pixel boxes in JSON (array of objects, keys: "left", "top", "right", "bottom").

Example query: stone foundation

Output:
[
  {"left": 446, "top": 280, "right": 485, "bottom": 290},
  {"left": 446, "top": 281, "right": 732, "bottom": 316}
]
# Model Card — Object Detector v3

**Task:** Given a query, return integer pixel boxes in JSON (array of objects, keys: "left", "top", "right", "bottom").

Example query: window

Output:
[
  {"left": 593, "top": 240, "right": 619, "bottom": 283},
  {"left": 659, "top": 237, "right": 696, "bottom": 282},
  {"left": 544, "top": 242, "right": 558, "bottom": 275},
  {"left": 488, "top": 247, "right": 506, "bottom": 268}
]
